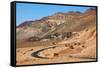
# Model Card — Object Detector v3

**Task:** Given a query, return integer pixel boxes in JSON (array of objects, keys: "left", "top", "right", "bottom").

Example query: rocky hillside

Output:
[{"left": 16, "top": 8, "right": 96, "bottom": 41}]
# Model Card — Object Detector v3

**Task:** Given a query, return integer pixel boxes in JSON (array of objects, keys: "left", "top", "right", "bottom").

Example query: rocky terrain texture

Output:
[{"left": 16, "top": 8, "right": 97, "bottom": 65}]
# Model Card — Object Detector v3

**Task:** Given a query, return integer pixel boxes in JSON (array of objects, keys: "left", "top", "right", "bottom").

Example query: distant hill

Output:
[{"left": 16, "top": 8, "right": 96, "bottom": 41}]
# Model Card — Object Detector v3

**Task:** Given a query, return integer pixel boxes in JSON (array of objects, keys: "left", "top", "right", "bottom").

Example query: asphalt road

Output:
[{"left": 31, "top": 46, "right": 57, "bottom": 59}]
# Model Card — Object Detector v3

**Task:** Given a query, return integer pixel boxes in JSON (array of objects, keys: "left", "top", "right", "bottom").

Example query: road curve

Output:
[
  {"left": 31, "top": 46, "right": 57, "bottom": 59},
  {"left": 31, "top": 46, "right": 96, "bottom": 60}
]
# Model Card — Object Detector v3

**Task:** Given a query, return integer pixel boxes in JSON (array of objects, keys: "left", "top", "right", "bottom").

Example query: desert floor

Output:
[{"left": 16, "top": 27, "right": 97, "bottom": 65}]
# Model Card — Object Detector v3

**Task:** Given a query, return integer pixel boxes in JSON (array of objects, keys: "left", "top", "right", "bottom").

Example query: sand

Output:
[{"left": 16, "top": 27, "right": 97, "bottom": 65}]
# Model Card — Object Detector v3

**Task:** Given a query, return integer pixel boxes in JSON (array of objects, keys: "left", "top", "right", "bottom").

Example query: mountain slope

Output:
[{"left": 16, "top": 8, "right": 96, "bottom": 41}]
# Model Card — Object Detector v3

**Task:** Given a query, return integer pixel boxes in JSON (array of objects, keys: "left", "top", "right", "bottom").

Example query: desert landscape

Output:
[{"left": 16, "top": 8, "right": 97, "bottom": 65}]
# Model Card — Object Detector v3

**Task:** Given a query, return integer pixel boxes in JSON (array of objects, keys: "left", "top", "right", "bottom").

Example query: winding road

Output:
[
  {"left": 31, "top": 46, "right": 96, "bottom": 60},
  {"left": 31, "top": 46, "right": 57, "bottom": 59}
]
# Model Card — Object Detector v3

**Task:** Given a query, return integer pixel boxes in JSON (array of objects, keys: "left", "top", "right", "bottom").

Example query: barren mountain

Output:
[
  {"left": 16, "top": 8, "right": 97, "bottom": 65},
  {"left": 16, "top": 8, "right": 96, "bottom": 41}
]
